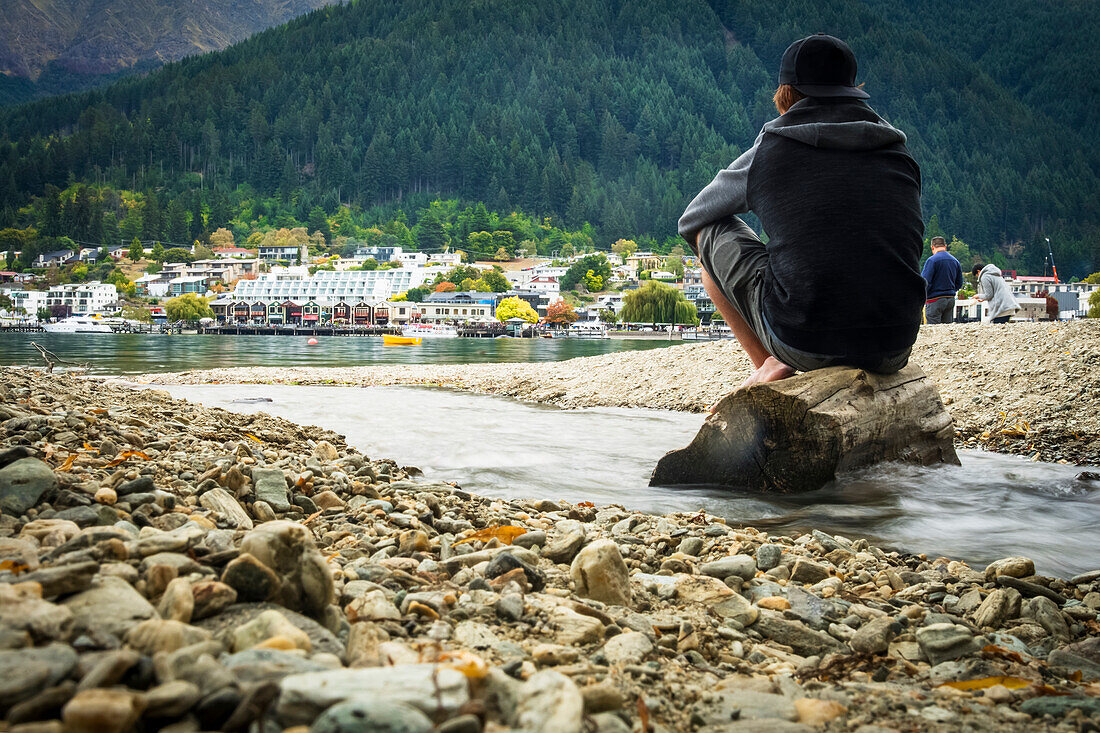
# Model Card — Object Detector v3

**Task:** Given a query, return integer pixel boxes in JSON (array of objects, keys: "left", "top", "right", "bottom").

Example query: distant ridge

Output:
[{"left": 0, "top": 0, "right": 338, "bottom": 105}]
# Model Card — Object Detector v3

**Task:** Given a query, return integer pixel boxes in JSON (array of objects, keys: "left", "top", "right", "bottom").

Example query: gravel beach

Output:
[
  {"left": 1, "top": 368, "right": 1098, "bottom": 732},
  {"left": 142, "top": 320, "right": 1100, "bottom": 465}
]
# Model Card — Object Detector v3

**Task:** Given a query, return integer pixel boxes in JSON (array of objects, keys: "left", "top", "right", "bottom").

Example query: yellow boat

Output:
[{"left": 382, "top": 334, "right": 421, "bottom": 345}]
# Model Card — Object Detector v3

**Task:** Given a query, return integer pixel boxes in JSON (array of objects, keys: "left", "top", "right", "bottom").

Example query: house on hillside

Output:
[
  {"left": 35, "top": 249, "right": 75, "bottom": 267},
  {"left": 212, "top": 246, "right": 255, "bottom": 259}
]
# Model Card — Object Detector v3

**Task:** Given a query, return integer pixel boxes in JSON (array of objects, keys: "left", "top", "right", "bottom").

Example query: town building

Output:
[
  {"left": 133, "top": 273, "right": 171, "bottom": 298},
  {"left": 212, "top": 246, "right": 255, "bottom": 259},
  {"left": 387, "top": 292, "right": 496, "bottom": 324},
  {"left": 168, "top": 276, "right": 208, "bottom": 296},
  {"left": 354, "top": 245, "right": 403, "bottom": 263},
  {"left": 626, "top": 252, "right": 663, "bottom": 272},
  {"left": 44, "top": 282, "right": 119, "bottom": 315},
  {"left": 258, "top": 244, "right": 305, "bottom": 262},
  {"left": 34, "top": 249, "right": 76, "bottom": 267},
  {"left": 232, "top": 268, "right": 434, "bottom": 303},
  {"left": 428, "top": 252, "right": 463, "bottom": 267},
  {"left": 1, "top": 287, "right": 48, "bottom": 320}
]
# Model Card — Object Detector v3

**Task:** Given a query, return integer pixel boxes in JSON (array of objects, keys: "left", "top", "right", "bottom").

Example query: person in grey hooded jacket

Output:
[
  {"left": 678, "top": 34, "right": 925, "bottom": 388},
  {"left": 971, "top": 263, "right": 1019, "bottom": 323}
]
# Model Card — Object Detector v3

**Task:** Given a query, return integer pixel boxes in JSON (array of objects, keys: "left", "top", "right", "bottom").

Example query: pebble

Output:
[
  {"left": 916, "top": 623, "right": 982, "bottom": 665},
  {"left": 602, "top": 631, "right": 653, "bottom": 664},
  {"left": 0, "top": 458, "right": 58, "bottom": 515},
  {"left": 700, "top": 554, "right": 757, "bottom": 581},
  {"left": 277, "top": 665, "right": 469, "bottom": 726},
  {"left": 570, "top": 539, "right": 631, "bottom": 607},
  {"left": 311, "top": 698, "right": 433, "bottom": 733},
  {"left": 984, "top": 556, "right": 1036, "bottom": 581},
  {"left": 514, "top": 670, "right": 584, "bottom": 733},
  {"left": 61, "top": 688, "right": 143, "bottom": 733}
]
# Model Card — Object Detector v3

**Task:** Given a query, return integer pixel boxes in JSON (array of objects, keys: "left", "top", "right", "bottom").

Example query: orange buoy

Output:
[{"left": 307, "top": 337, "right": 319, "bottom": 345}]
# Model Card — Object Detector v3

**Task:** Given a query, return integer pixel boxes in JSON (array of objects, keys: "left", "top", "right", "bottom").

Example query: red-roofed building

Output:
[{"left": 212, "top": 246, "right": 255, "bottom": 259}]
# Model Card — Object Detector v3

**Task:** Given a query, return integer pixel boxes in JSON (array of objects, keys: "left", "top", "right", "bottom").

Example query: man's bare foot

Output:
[{"left": 754, "top": 356, "right": 796, "bottom": 384}]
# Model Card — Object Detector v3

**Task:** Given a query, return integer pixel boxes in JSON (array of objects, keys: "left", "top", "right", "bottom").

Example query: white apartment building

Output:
[
  {"left": 134, "top": 273, "right": 171, "bottom": 298},
  {"left": 2, "top": 288, "right": 48, "bottom": 320},
  {"left": 395, "top": 252, "right": 428, "bottom": 267},
  {"left": 530, "top": 263, "right": 569, "bottom": 278},
  {"left": 45, "top": 282, "right": 119, "bottom": 315},
  {"left": 520, "top": 276, "right": 560, "bottom": 295},
  {"left": 386, "top": 300, "right": 495, "bottom": 324},
  {"left": 428, "top": 252, "right": 462, "bottom": 267},
  {"left": 233, "top": 269, "right": 434, "bottom": 302}
]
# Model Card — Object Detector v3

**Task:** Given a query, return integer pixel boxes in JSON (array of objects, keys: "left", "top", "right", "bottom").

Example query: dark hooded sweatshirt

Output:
[{"left": 678, "top": 97, "right": 925, "bottom": 357}]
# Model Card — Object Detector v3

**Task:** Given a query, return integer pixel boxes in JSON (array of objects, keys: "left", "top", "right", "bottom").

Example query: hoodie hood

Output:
[
  {"left": 764, "top": 97, "right": 907, "bottom": 151},
  {"left": 980, "top": 264, "right": 1003, "bottom": 278}
]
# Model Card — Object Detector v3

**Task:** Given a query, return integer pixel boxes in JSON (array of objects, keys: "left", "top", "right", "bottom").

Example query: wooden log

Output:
[{"left": 651, "top": 364, "right": 959, "bottom": 492}]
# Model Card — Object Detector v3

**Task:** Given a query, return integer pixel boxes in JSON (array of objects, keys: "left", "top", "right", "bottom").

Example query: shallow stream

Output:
[{"left": 158, "top": 383, "right": 1100, "bottom": 578}]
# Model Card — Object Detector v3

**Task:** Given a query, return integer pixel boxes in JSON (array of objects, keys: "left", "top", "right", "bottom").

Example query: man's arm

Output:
[
  {"left": 952, "top": 262, "right": 963, "bottom": 292},
  {"left": 920, "top": 257, "right": 934, "bottom": 285},
  {"left": 677, "top": 131, "right": 763, "bottom": 248}
]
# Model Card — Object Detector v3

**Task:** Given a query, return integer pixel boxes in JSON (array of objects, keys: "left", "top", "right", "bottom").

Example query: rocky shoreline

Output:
[
  {"left": 1, "top": 369, "right": 1098, "bottom": 732},
  {"left": 141, "top": 320, "right": 1100, "bottom": 465}
]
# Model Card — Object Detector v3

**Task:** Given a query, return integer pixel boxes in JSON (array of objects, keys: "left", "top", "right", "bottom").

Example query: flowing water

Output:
[
  {"left": 0, "top": 332, "right": 675, "bottom": 375},
  {"left": 158, "top": 383, "right": 1100, "bottom": 578}
]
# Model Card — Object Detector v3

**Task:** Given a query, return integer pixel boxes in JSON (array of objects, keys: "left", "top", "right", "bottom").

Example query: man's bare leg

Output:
[{"left": 702, "top": 271, "right": 794, "bottom": 398}]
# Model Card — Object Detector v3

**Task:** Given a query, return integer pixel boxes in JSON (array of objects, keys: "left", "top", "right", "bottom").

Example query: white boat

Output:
[
  {"left": 564, "top": 321, "right": 610, "bottom": 339},
  {"left": 42, "top": 316, "right": 114, "bottom": 334},
  {"left": 401, "top": 324, "right": 458, "bottom": 338}
]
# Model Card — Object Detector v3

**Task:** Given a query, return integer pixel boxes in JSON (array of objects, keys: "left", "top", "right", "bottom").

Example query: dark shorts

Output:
[{"left": 695, "top": 217, "right": 911, "bottom": 374}]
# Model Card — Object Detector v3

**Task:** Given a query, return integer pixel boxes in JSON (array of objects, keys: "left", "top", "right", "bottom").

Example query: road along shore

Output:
[
  {"left": 144, "top": 319, "right": 1100, "bottom": 465},
  {"left": 0, "top": 369, "right": 1098, "bottom": 731}
]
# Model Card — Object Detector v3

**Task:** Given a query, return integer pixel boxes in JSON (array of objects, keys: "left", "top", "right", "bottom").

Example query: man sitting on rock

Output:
[{"left": 678, "top": 34, "right": 925, "bottom": 388}]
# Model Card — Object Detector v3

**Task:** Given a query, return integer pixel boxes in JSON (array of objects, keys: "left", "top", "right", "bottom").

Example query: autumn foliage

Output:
[
  {"left": 434, "top": 281, "right": 457, "bottom": 293},
  {"left": 546, "top": 299, "right": 578, "bottom": 325}
]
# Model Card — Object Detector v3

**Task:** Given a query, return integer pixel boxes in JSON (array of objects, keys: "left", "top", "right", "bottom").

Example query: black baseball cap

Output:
[{"left": 779, "top": 34, "right": 869, "bottom": 99}]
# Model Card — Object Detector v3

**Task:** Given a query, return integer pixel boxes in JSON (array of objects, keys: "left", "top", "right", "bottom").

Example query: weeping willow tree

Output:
[{"left": 621, "top": 281, "right": 699, "bottom": 326}]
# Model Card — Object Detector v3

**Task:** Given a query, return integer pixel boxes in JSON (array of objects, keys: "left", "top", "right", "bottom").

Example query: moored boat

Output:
[
  {"left": 401, "top": 324, "right": 458, "bottom": 338},
  {"left": 42, "top": 316, "right": 114, "bottom": 334},
  {"left": 382, "top": 333, "right": 422, "bottom": 345}
]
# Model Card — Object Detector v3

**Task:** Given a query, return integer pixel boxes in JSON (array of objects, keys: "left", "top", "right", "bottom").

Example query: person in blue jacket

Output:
[{"left": 921, "top": 236, "right": 963, "bottom": 323}]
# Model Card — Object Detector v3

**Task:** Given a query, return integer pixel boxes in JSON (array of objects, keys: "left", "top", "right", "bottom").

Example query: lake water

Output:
[
  {"left": 157, "top": 383, "right": 1100, "bottom": 578},
  {"left": 0, "top": 332, "right": 674, "bottom": 375}
]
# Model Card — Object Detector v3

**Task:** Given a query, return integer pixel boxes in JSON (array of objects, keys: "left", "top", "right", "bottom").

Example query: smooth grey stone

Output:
[
  {"left": 277, "top": 665, "right": 468, "bottom": 727},
  {"left": 55, "top": 505, "right": 99, "bottom": 527},
  {"left": 116, "top": 476, "right": 155, "bottom": 497},
  {"left": 0, "top": 643, "right": 78, "bottom": 707},
  {"left": 222, "top": 648, "right": 331, "bottom": 684},
  {"left": 311, "top": 698, "right": 433, "bottom": 733},
  {"left": 252, "top": 468, "right": 291, "bottom": 512},
  {"left": 1020, "top": 696, "right": 1100, "bottom": 718},
  {"left": 0, "top": 458, "right": 57, "bottom": 515},
  {"left": 513, "top": 530, "right": 547, "bottom": 549},
  {"left": 62, "top": 575, "right": 156, "bottom": 638},
  {"left": 700, "top": 555, "right": 756, "bottom": 581},
  {"left": 916, "top": 623, "right": 982, "bottom": 665},
  {"left": 755, "top": 544, "right": 784, "bottom": 571},
  {"left": 752, "top": 612, "right": 849, "bottom": 657}
]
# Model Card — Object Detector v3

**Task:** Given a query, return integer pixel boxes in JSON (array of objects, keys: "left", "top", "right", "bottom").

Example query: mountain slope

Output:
[
  {"left": 0, "top": 0, "right": 1096, "bottom": 272},
  {"left": 0, "top": 0, "right": 337, "bottom": 105}
]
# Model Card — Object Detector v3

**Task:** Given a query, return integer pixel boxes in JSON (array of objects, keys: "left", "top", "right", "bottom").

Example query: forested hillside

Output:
[{"left": 1, "top": 0, "right": 1097, "bottom": 275}]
